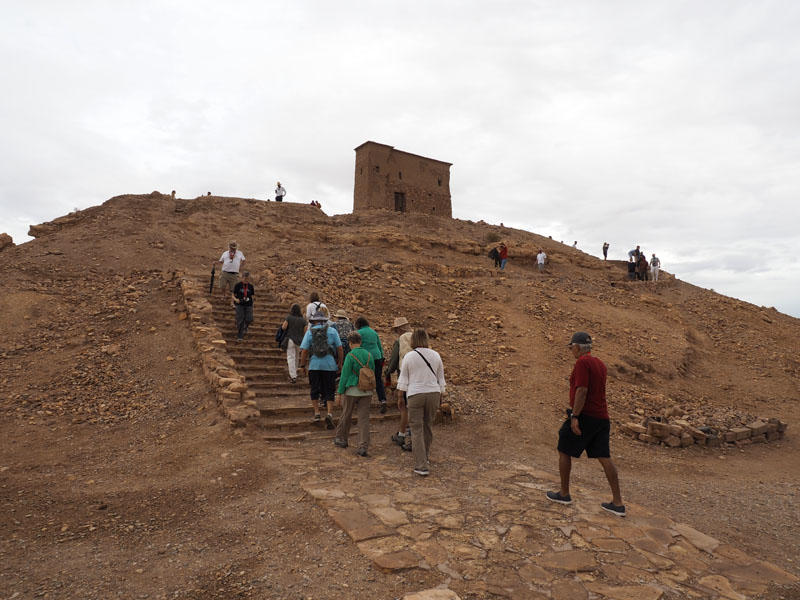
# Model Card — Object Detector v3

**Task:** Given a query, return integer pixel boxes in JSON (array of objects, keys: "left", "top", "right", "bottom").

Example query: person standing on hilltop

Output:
[
  {"left": 536, "top": 248, "right": 547, "bottom": 273},
  {"left": 384, "top": 316, "right": 413, "bottom": 451},
  {"left": 498, "top": 243, "right": 508, "bottom": 271},
  {"left": 305, "top": 292, "right": 328, "bottom": 322},
  {"left": 232, "top": 272, "right": 255, "bottom": 341},
  {"left": 275, "top": 181, "right": 286, "bottom": 202},
  {"left": 397, "top": 328, "right": 446, "bottom": 477},
  {"left": 298, "top": 311, "right": 343, "bottom": 428},
  {"left": 354, "top": 316, "right": 388, "bottom": 414},
  {"left": 602, "top": 242, "right": 609, "bottom": 260},
  {"left": 546, "top": 332, "right": 625, "bottom": 517},
  {"left": 215, "top": 241, "right": 246, "bottom": 298},
  {"left": 636, "top": 253, "right": 649, "bottom": 281},
  {"left": 280, "top": 303, "right": 307, "bottom": 384},
  {"left": 627, "top": 245, "right": 641, "bottom": 262},
  {"left": 650, "top": 253, "right": 661, "bottom": 282}
]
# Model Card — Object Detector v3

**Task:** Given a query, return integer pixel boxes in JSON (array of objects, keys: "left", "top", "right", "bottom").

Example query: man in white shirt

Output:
[
  {"left": 275, "top": 182, "right": 286, "bottom": 202},
  {"left": 305, "top": 292, "right": 328, "bottom": 321},
  {"left": 214, "top": 241, "right": 246, "bottom": 298},
  {"left": 650, "top": 254, "right": 661, "bottom": 282},
  {"left": 536, "top": 249, "right": 547, "bottom": 273}
]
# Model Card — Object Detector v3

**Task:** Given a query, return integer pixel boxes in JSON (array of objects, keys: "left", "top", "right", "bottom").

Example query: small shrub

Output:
[{"left": 485, "top": 231, "right": 501, "bottom": 244}]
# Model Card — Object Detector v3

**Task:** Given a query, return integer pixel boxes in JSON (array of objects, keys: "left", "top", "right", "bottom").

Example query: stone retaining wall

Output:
[
  {"left": 179, "top": 275, "right": 258, "bottom": 426},
  {"left": 621, "top": 415, "right": 787, "bottom": 448}
]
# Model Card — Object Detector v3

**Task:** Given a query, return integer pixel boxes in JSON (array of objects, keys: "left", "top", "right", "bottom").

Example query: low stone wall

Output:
[
  {"left": 179, "top": 275, "right": 258, "bottom": 426},
  {"left": 621, "top": 413, "right": 787, "bottom": 448}
]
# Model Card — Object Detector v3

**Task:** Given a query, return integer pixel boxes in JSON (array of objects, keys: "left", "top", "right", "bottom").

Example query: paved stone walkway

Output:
[{"left": 277, "top": 446, "right": 797, "bottom": 599}]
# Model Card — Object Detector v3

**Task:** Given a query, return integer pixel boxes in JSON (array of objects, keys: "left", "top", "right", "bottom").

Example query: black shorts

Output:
[
  {"left": 557, "top": 415, "right": 610, "bottom": 458},
  {"left": 308, "top": 370, "right": 336, "bottom": 403}
]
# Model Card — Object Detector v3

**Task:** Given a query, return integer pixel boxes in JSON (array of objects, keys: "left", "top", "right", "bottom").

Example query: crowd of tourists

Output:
[{"left": 210, "top": 239, "right": 625, "bottom": 511}]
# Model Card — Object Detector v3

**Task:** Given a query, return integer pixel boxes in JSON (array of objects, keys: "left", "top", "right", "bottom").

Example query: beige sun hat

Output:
[
  {"left": 334, "top": 309, "right": 349, "bottom": 319},
  {"left": 392, "top": 316, "right": 409, "bottom": 329}
]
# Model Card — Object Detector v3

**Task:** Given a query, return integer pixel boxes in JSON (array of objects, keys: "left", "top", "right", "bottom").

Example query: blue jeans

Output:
[{"left": 500, "top": 258, "right": 507, "bottom": 270}]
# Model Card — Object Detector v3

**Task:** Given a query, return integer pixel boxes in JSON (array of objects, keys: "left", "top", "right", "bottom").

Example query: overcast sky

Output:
[{"left": 2, "top": 1, "right": 799, "bottom": 316}]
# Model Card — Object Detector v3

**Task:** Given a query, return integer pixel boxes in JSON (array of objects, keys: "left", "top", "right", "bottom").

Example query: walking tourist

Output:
[
  {"left": 536, "top": 249, "right": 547, "bottom": 273},
  {"left": 397, "top": 328, "right": 446, "bottom": 477},
  {"left": 354, "top": 316, "right": 388, "bottom": 414},
  {"left": 546, "top": 331, "right": 625, "bottom": 517},
  {"left": 214, "top": 241, "right": 246, "bottom": 298},
  {"left": 602, "top": 242, "right": 609, "bottom": 260},
  {"left": 650, "top": 253, "right": 661, "bottom": 282},
  {"left": 333, "top": 331, "right": 375, "bottom": 457},
  {"left": 384, "top": 316, "right": 413, "bottom": 451},
  {"left": 232, "top": 271, "right": 254, "bottom": 341},
  {"left": 299, "top": 311, "right": 343, "bottom": 428},
  {"left": 498, "top": 243, "right": 508, "bottom": 271},
  {"left": 280, "top": 303, "right": 307, "bottom": 383},
  {"left": 332, "top": 309, "right": 354, "bottom": 357},
  {"left": 305, "top": 292, "right": 328, "bottom": 321}
]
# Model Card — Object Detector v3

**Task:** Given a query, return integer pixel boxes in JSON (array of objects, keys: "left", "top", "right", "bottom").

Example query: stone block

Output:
[
  {"left": 664, "top": 435, "right": 682, "bottom": 447},
  {"left": 746, "top": 421, "right": 768, "bottom": 436},
  {"left": 766, "top": 431, "right": 781, "bottom": 441},
  {"left": 647, "top": 421, "right": 671, "bottom": 438},
  {"left": 639, "top": 434, "right": 659, "bottom": 444},
  {"left": 766, "top": 422, "right": 778, "bottom": 433},
  {"left": 777, "top": 421, "right": 788, "bottom": 432},
  {"left": 329, "top": 508, "right": 393, "bottom": 542},
  {"left": 668, "top": 424, "right": 684, "bottom": 437},
  {"left": 723, "top": 430, "right": 737, "bottom": 443},
  {"left": 706, "top": 435, "right": 721, "bottom": 447},
  {"left": 685, "top": 425, "right": 707, "bottom": 441},
  {"left": 680, "top": 433, "right": 694, "bottom": 447},
  {"left": 731, "top": 427, "right": 751, "bottom": 440},
  {"left": 751, "top": 434, "right": 766, "bottom": 443}
]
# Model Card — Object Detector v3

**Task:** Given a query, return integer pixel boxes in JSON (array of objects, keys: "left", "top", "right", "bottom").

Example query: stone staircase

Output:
[{"left": 206, "top": 289, "right": 398, "bottom": 439}]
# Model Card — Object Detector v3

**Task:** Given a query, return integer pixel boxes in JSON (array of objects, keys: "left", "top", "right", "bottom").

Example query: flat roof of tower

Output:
[{"left": 354, "top": 141, "right": 452, "bottom": 166}]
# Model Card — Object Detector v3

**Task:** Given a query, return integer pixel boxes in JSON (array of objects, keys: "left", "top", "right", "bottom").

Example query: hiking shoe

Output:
[
  {"left": 391, "top": 433, "right": 405, "bottom": 446},
  {"left": 356, "top": 448, "right": 368, "bottom": 457},
  {"left": 546, "top": 491, "right": 573, "bottom": 505},
  {"left": 313, "top": 414, "right": 321, "bottom": 423},
  {"left": 290, "top": 377, "right": 297, "bottom": 384},
  {"left": 601, "top": 502, "right": 626, "bottom": 517},
  {"left": 402, "top": 441, "right": 412, "bottom": 452},
  {"left": 380, "top": 401, "right": 387, "bottom": 414},
  {"left": 333, "top": 438, "right": 348, "bottom": 448},
  {"left": 413, "top": 468, "right": 429, "bottom": 476},
  {"left": 325, "top": 414, "right": 334, "bottom": 430}
]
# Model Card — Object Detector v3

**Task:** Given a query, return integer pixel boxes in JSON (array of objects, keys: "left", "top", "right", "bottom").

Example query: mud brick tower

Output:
[{"left": 353, "top": 141, "right": 452, "bottom": 217}]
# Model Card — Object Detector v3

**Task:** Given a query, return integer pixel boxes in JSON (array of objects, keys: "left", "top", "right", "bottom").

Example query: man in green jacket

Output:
[
  {"left": 354, "top": 316, "right": 387, "bottom": 413},
  {"left": 334, "top": 332, "right": 375, "bottom": 457}
]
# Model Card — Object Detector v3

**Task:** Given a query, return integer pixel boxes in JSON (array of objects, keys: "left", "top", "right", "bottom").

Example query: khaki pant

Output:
[
  {"left": 407, "top": 392, "right": 440, "bottom": 471},
  {"left": 219, "top": 271, "right": 238, "bottom": 291},
  {"left": 335, "top": 394, "right": 371, "bottom": 451}
]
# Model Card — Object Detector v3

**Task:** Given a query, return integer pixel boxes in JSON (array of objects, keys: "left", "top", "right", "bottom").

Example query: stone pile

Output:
[
  {"left": 0, "top": 232, "right": 13, "bottom": 251},
  {"left": 179, "top": 275, "right": 258, "bottom": 426},
  {"left": 621, "top": 407, "right": 788, "bottom": 448}
]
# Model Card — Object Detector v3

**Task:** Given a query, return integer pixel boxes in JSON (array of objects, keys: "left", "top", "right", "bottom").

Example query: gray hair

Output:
[{"left": 577, "top": 343, "right": 592, "bottom": 352}]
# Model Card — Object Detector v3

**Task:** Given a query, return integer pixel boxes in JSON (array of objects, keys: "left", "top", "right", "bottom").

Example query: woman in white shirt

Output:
[{"left": 396, "top": 328, "right": 446, "bottom": 477}]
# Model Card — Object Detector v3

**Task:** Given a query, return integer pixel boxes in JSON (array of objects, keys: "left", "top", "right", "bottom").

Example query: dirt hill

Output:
[{"left": 1, "top": 193, "right": 798, "bottom": 599}]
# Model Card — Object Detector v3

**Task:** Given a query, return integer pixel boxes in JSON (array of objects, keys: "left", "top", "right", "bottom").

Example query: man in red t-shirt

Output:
[{"left": 546, "top": 332, "right": 625, "bottom": 517}]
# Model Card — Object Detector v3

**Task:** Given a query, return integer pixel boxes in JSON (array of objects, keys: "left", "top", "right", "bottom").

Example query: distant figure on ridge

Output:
[
  {"left": 572, "top": 241, "right": 578, "bottom": 249},
  {"left": 298, "top": 311, "right": 343, "bottom": 428},
  {"left": 650, "top": 253, "right": 661, "bottom": 282},
  {"left": 627, "top": 258, "right": 636, "bottom": 280},
  {"left": 546, "top": 331, "right": 625, "bottom": 517},
  {"left": 280, "top": 303, "right": 307, "bottom": 384},
  {"left": 214, "top": 241, "right": 246, "bottom": 298},
  {"left": 536, "top": 249, "right": 547, "bottom": 273},
  {"left": 275, "top": 181, "right": 286, "bottom": 202},
  {"left": 636, "top": 253, "right": 649, "bottom": 281},
  {"left": 602, "top": 242, "right": 609, "bottom": 260},
  {"left": 498, "top": 243, "right": 508, "bottom": 271},
  {"left": 627, "top": 245, "right": 641, "bottom": 262},
  {"left": 333, "top": 331, "right": 375, "bottom": 457},
  {"left": 171, "top": 190, "right": 176, "bottom": 199},
  {"left": 385, "top": 316, "right": 413, "bottom": 452},
  {"left": 232, "top": 271, "right": 254, "bottom": 341}
]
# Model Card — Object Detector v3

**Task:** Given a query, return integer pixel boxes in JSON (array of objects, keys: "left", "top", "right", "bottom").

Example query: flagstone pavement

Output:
[{"left": 275, "top": 445, "right": 797, "bottom": 599}]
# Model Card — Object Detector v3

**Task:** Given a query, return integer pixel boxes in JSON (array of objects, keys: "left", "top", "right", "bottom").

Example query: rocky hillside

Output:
[{"left": 2, "top": 192, "right": 797, "bottom": 432}]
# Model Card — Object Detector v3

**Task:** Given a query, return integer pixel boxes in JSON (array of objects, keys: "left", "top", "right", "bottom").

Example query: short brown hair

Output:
[
  {"left": 410, "top": 328, "right": 429, "bottom": 349},
  {"left": 348, "top": 331, "right": 362, "bottom": 345}
]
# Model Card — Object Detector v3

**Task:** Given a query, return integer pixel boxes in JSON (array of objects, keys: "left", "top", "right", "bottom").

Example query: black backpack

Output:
[{"left": 488, "top": 248, "right": 499, "bottom": 260}]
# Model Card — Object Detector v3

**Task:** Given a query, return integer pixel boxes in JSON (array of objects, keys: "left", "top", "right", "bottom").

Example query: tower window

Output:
[
  {"left": 398, "top": 171, "right": 402, "bottom": 179},
  {"left": 375, "top": 165, "right": 380, "bottom": 173},
  {"left": 437, "top": 177, "right": 442, "bottom": 186}
]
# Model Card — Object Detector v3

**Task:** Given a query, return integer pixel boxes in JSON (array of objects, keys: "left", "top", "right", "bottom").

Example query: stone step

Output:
[
  {"left": 257, "top": 411, "right": 399, "bottom": 432},
  {"left": 257, "top": 397, "right": 391, "bottom": 417}
]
